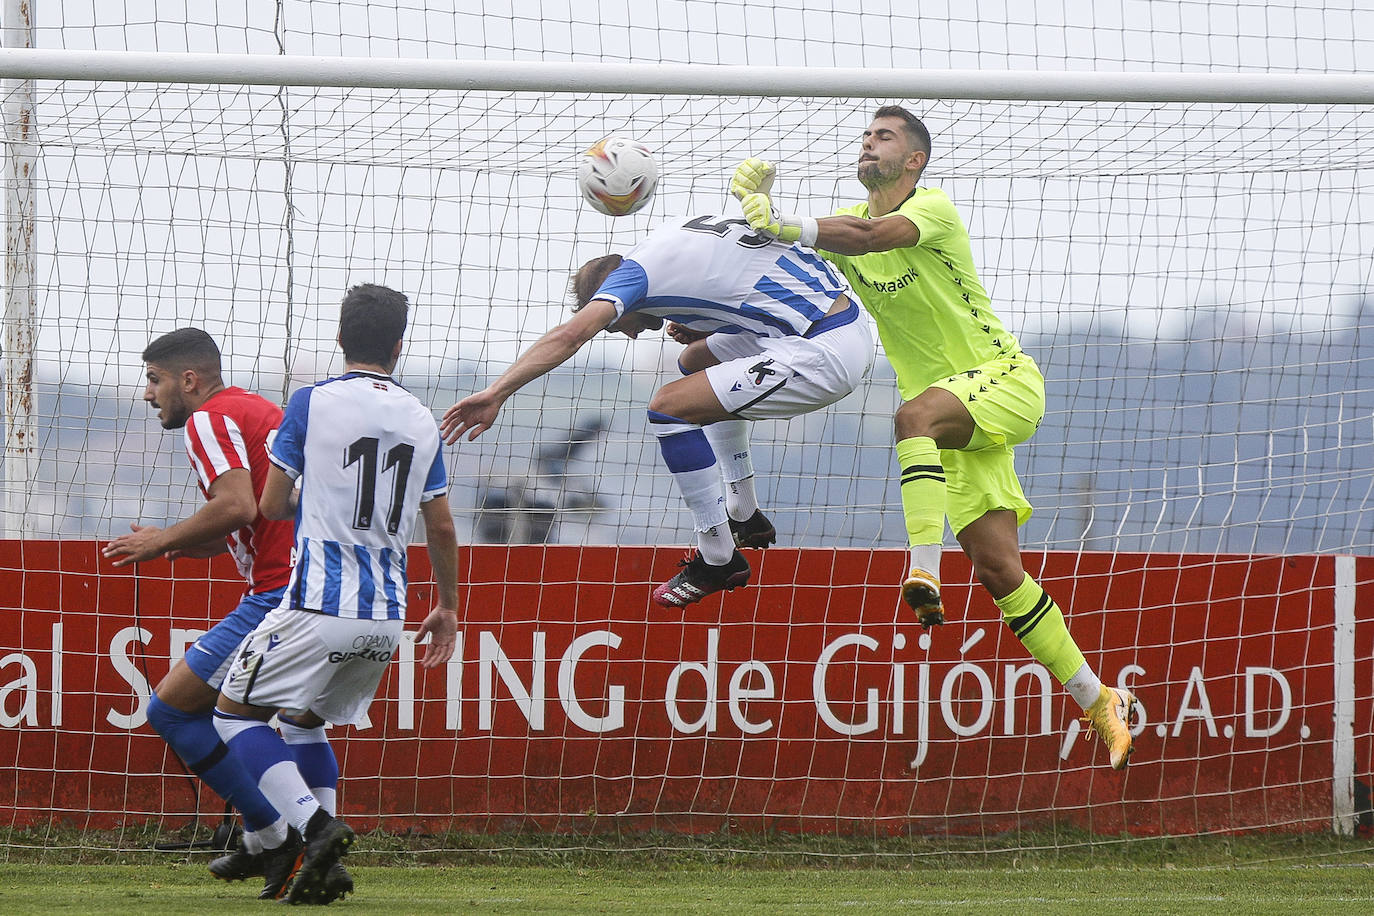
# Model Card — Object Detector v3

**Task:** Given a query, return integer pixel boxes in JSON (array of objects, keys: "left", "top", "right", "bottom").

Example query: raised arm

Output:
[
  {"left": 440, "top": 298, "right": 618, "bottom": 444},
  {"left": 812, "top": 213, "right": 920, "bottom": 256},
  {"left": 730, "top": 157, "right": 920, "bottom": 256}
]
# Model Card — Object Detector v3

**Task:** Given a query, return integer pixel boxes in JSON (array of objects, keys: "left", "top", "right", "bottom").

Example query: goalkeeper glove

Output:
[
  {"left": 730, "top": 157, "right": 776, "bottom": 200},
  {"left": 739, "top": 192, "right": 819, "bottom": 247}
]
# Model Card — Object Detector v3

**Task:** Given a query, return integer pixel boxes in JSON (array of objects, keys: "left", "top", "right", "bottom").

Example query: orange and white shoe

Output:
[
  {"left": 901, "top": 568, "right": 944, "bottom": 628},
  {"left": 1084, "top": 685, "right": 1137, "bottom": 770}
]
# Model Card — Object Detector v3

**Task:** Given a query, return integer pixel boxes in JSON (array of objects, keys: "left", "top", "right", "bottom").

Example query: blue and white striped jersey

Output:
[
  {"left": 591, "top": 214, "right": 853, "bottom": 337},
  {"left": 269, "top": 370, "right": 447, "bottom": 620}
]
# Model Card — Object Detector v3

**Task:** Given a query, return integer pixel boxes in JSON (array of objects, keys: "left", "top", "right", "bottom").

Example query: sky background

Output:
[{"left": 3, "top": 1, "right": 1371, "bottom": 555}]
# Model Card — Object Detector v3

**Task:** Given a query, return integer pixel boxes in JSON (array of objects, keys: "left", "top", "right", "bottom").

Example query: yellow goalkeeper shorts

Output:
[{"left": 925, "top": 350, "right": 1045, "bottom": 535}]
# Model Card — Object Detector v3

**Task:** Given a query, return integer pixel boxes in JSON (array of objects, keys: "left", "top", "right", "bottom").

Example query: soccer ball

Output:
[{"left": 578, "top": 136, "right": 658, "bottom": 216}]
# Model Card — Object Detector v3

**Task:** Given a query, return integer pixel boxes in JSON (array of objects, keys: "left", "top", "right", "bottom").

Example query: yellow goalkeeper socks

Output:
[
  {"left": 895, "top": 436, "right": 946, "bottom": 547},
  {"left": 995, "top": 573, "right": 1087, "bottom": 686}
]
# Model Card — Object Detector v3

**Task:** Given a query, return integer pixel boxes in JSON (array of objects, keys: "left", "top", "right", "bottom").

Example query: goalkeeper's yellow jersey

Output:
[{"left": 822, "top": 187, "right": 1022, "bottom": 400}]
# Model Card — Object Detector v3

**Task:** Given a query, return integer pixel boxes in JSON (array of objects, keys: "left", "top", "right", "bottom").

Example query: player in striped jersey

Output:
[
  {"left": 214, "top": 284, "right": 459, "bottom": 905},
  {"left": 441, "top": 214, "right": 874, "bottom": 607},
  {"left": 730, "top": 106, "right": 1136, "bottom": 770},
  {"left": 103, "top": 327, "right": 326, "bottom": 898}
]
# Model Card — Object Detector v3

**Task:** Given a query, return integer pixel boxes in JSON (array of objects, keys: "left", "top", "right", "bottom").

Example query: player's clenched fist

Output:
[
  {"left": 730, "top": 157, "right": 776, "bottom": 200},
  {"left": 740, "top": 192, "right": 788, "bottom": 240}
]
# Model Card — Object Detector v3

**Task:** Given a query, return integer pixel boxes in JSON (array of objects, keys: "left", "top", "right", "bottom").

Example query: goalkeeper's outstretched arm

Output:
[{"left": 731, "top": 158, "right": 919, "bottom": 256}]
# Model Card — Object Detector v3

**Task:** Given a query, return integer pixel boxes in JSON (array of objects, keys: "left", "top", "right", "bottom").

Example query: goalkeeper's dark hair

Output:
[
  {"left": 873, "top": 104, "right": 932, "bottom": 160},
  {"left": 340, "top": 283, "right": 408, "bottom": 366},
  {"left": 141, "top": 327, "right": 222, "bottom": 378},
  {"left": 570, "top": 254, "right": 623, "bottom": 311}
]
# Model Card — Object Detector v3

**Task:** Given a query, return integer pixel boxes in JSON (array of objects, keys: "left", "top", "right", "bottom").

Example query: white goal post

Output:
[{"left": 4, "top": 47, "right": 1374, "bottom": 101}]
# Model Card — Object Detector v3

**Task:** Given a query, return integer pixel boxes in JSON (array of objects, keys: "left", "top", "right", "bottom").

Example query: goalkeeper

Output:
[{"left": 732, "top": 105, "right": 1136, "bottom": 770}]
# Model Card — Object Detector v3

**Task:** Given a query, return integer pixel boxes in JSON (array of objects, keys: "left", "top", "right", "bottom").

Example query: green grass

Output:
[
  {"left": 0, "top": 861, "right": 1372, "bottom": 914},
  {"left": 0, "top": 831, "right": 1371, "bottom": 914}
]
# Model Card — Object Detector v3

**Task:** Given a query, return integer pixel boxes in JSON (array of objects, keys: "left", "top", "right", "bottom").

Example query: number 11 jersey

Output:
[{"left": 268, "top": 370, "right": 446, "bottom": 620}]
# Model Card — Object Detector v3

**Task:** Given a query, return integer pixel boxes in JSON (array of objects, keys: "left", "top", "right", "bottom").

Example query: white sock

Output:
[
  {"left": 651, "top": 413, "right": 730, "bottom": 547},
  {"left": 908, "top": 544, "right": 941, "bottom": 579},
  {"left": 1065, "top": 662, "right": 1105, "bottom": 710},
  {"left": 724, "top": 478, "right": 759, "bottom": 522},
  {"left": 310, "top": 787, "right": 337, "bottom": 818},
  {"left": 674, "top": 464, "right": 730, "bottom": 534},
  {"left": 255, "top": 818, "right": 289, "bottom": 850},
  {"left": 703, "top": 420, "right": 758, "bottom": 521},
  {"left": 696, "top": 524, "right": 736, "bottom": 566}
]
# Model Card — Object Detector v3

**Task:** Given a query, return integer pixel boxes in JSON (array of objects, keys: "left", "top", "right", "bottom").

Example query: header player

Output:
[{"left": 442, "top": 214, "right": 874, "bottom": 607}]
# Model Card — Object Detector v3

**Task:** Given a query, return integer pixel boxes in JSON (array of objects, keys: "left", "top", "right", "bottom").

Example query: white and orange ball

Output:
[{"left": 578, "top": 136, "right": 658, "bottom": 216}]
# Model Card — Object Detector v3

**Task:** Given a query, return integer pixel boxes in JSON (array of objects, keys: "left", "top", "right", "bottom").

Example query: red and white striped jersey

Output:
[{"left": 183, "top": 386, "right": 294, "bottom": 593}]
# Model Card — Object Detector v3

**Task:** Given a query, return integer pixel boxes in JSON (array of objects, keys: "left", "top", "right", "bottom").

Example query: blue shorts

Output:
[{"left": 182, "top": 587, "right": 286, "bottom": 689}]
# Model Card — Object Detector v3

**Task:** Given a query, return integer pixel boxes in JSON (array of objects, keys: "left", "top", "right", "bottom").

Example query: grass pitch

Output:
[
  {"left": 1, "top": 858, "right": 1372, "bottom": 914},
  {"left": 1, "top": 829, "right": 1371, "bottom": 914}
]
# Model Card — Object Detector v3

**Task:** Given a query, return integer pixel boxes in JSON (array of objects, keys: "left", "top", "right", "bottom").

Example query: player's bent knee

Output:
[
  {"left": 649, "top": 390, "right": 707, "bottom": 424},
  {"left": 145, "top": 694, "right": 185, "bottom": 740},
  {"left": 894, "top": 399, "right": 935, "bottom": 438},
  {"left": 972, "top": 558, "right": 1026, "bottom": 599},
  {"left": 896, "top": 389, "right": 974, "bottom": 448}
]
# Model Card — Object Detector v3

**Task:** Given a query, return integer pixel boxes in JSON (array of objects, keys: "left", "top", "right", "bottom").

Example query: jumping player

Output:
[
  {"left": 441, "top": 214, "right": 874, "bottom": 608},
  {"left": 731, "top": 106, "right": 1137, "bottom": 770}
]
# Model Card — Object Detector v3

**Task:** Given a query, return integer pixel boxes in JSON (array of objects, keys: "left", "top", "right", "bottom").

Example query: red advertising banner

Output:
[{"left": 1, "top": 541, "right": 1369, "bottom": 837}]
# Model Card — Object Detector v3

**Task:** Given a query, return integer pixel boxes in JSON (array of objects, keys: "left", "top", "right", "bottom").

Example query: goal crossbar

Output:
[{"left": 3, "top": 47, "right": 1374, "bottom": 103}]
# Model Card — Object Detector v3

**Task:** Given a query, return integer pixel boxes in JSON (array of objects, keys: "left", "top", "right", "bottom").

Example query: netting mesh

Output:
[{"left": 6, "top": 82, "right": 1372, "bottom": 554}]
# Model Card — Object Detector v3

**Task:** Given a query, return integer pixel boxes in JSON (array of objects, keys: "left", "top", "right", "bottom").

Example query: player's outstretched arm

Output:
[
  {"left": 415, "top": 495, "right": 459, "bottom": 669},
  {"left": 441, "top": 299, "right": 619, "bottom": 444},
  {"left": 739, "top": 192, "right": 920, "bottom": 256},
  {"left": 731, "top": 156, "right": 921, "bottom": 256},
  {"left": 441, "top": 388, "right": 505, "bottom": 444}
]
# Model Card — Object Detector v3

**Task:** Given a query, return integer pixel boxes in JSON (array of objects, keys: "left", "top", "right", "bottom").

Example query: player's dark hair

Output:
[
  {"left": 873, "top": 104, "right": 932, "bottom": 160},
  {"left": 340, "top": 283, "right": 409, "bottom": 366},
  {"left": 141, "top": 327, "right": 222, "bottom": 377},
  {"left": 570, "top": 254, "right": 623, "bottom": 311}
]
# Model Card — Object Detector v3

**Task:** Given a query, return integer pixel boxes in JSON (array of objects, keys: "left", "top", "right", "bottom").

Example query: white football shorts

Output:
[
  {"left": 220, "top": 604, "right": 405, "bottom": 726},
  {"left": 702, "top": 304, "right": 875, "bottom": 420}
]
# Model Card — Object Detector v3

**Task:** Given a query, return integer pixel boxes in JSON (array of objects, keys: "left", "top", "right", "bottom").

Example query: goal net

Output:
[
  {"left": 2, "top": 34, "right": 1372, "bottom": 858},
  {"left": 6, "top": 83, "right": 1372, "bottom": 555}
]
